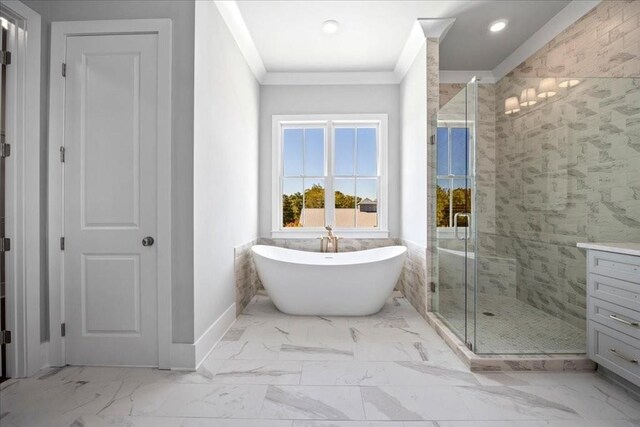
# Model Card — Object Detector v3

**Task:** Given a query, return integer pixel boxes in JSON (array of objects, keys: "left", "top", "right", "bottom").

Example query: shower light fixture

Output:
[
  {"left": 322, "top": 20, "right": 339, "bottom": 34},
  {"left": 489, "top": 19, "right": 508, "bottom": 32},
  {"left": 558, "top": 78, "right": 581, "bottom": 88},
  {"left": 537, "top": 78, "right": 557, "bottom": 99},
  {"left": 504, "top": 97, "right": 520, "bottom": 115},
  {"left": 520, "top": 88, "right": 537, "bottom": 107}
]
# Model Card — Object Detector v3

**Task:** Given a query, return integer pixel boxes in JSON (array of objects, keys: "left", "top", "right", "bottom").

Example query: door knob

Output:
[{"left": 142, "top": 236, "right": 155, "bottom": 247}]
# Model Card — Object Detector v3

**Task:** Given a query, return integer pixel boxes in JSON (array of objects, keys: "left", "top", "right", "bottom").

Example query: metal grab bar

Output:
[
  {"left": 454, "top": 212, "right": 471, "bottom": 241},
  {"left": 609, "top": 314, "right": 639, "bottom": 328}
]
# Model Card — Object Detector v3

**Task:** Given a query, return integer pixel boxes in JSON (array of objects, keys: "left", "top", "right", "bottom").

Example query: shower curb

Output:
[{"left": 425, "top": 311, "right": 596, "bottom": 372}]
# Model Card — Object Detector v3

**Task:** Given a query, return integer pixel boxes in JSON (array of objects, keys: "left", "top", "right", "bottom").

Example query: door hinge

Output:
[
  {"left": 61, "top": 323, "right": 66, "bottom": 337},
  {"left": 60, "top": 237, "right": 65, "bottom": 250},
  {"left": 1, "top": 50, "right": 11, "bottom": 66},
  {"left": 0, "top": 330, "right": 11, "bottom": 345},
  {"left": 60, "top": 146, "right": 65, "bottom": 162},
  {"left": 1, "top": 142, "right": 9, "bottom": 158},
  {"left": 430, "top": 282, "right": 436, "bottom": 293},
  {"left": 0, "top": 238, "right": 10, "bottom": 252},
  {"left": 466, "top": 341, "right": 473, "bottom": 351},
  {"left": 62, "top": 62, "right": 66, "bottom": 77},
  {"left": 430, "top": 134, "right": 436, "bottom": 145}
]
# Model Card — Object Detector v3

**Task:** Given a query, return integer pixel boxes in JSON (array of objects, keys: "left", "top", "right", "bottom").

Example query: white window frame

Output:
[
  {"left": 436, "top": 125, "right": 473, "bottom": 240},
  {"left": 272, "top": 114, "right": 388, "bottom": 239}
]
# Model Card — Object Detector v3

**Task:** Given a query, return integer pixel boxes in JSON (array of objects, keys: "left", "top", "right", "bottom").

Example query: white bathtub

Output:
[{"left": 251, "top": 245, "right": 407, "bottom": 316}]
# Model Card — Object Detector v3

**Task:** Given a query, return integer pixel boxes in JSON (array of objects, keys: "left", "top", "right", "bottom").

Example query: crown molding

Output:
[
  {"left": 262, "top": 71, "right": 399, "bottom": 86},
  {"left": 440, "top": 70, "right": 496, "bottom": 84},
  {"left": 418, "top": 18, "right": 456, "bottom": 39},
  {"left": 394, "top": 18, "right": 456, "bottom": 83},
  {"left": 492, "top": 0, "right": 601, "bottom": 80},
  {"left": 393, "top": 21, "right": 425, "bottom": 83},
  {"left": 214, "top": 0, "right": 266, "bottom": 83}
]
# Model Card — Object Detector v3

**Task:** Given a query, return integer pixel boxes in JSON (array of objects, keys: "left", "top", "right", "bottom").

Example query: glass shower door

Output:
[{"left": 433, "top": 80, "right": 477, "bottom": 350}]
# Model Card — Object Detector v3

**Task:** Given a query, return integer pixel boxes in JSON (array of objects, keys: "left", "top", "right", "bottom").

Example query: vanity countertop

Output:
[{"left": 577, "top": 242, "right": 640, "bottom": 257}]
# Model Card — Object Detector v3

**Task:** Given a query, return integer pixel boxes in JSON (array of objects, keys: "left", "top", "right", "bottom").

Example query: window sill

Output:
[{"left": 271, "top": 229, "right": 390, "bottom": 239}]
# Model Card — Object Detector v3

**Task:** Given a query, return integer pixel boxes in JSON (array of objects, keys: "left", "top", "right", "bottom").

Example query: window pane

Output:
[
  {"left": 436, "top": 179, "right": 451, "bottom": 227},
  {"left": 356, "top": 178, "right": 378, "bottom": 228},
  {"left": 451, "top": 178, "right": 470, "bottom": 227},
  {"left": 356, "top": 128, "right": 377, "bottom": 176},
  {"left": 282, "top": 178, "right": 303, "bottom": 227},
  {"left": 283, "top": 128, "right": 303, "bottom": 176},
  {"left": 304, "top": 128, "right": 324, "bottom": 176},
  {"left": 335, "top": 128, "right": 355, "bottom": 176},
  {"left": 334, "top": 178, "right": 355, "bottom": 228},
  {"left": 437, "top": 127, "right": 449, "bottom": 175},
  {"left": 301, "top": 178, "right": 325, "bottom": 228},
  {"left": 450, "top": 128, "right": 468, "bottom": 175}
]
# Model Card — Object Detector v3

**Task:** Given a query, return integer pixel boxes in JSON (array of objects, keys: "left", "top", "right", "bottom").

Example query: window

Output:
[
  {"left": 436, "top": 127, "right": 472, "bottom": 228},
  {"left": 272, "top": 114, "right": 388, "bottom": 238}
]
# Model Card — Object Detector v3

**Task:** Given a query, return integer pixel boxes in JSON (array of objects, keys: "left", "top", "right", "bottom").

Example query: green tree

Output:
[
  {"left": 334, "top": 190, "right": 361, "bottom": 209},
  {"left": 304, "top": 184, "right": 325, "bottom": 208}
]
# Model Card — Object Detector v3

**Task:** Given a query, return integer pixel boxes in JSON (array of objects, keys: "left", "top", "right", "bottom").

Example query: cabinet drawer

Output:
[
  {"left": 588, "top": 297, "right": 640, "bottom": 341},
  {"left": 588, "top": 273, "right": 640, "bottom": 312},
  {"left": 588, "top": 250, "right": 640, "bottom": 283},
  {"left": 588, "top": 321, "right": 640, "bottom": 387}
]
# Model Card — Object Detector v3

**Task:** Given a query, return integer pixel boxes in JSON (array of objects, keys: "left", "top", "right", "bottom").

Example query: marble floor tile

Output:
[
  {"left": 1, "top": 413, "right": 295, "bottom": 427},
  {"left": 279, "top": 342, "right": 355, "bottom": 361},
  {"left": 207, "top": 340, "right": 282, "bottom": 360},
  {"left": 292, "top": 422, "right": 434, "bottom": 427},
  {"left": 98, "top": 383, "right": 268, "bottom": 418},
  {"left": 301, "top": 361, "right": 390, "bottom": 385},
  {"left": 200, "top": 359, "right": 303, "bottom": 384},
  {"left": 3, "top": 292, "right": 639, "bottom": 427},
  {"left": 260, "top": 385, "right": 365, "bottom": 420},
  {"left": 353, "top": 342, "right": 430, "bottom": 362}
]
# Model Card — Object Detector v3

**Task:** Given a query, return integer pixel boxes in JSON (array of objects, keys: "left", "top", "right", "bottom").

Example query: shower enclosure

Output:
[{"left": 433, "top": 76, "right": 640, "bottom": 355}]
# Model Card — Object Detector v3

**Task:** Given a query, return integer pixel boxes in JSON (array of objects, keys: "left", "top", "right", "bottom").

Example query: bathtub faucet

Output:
[{"left": 320, "top": 225, "right": 341, "bottom": 253}]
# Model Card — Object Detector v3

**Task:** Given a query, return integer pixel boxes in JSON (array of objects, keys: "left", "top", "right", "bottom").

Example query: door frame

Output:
[
  {"left": 0, "top": 0, "right": 42, "bottom": 378},
  {"left": 48, "top": 19, "right": 173, "bottom": 369}
]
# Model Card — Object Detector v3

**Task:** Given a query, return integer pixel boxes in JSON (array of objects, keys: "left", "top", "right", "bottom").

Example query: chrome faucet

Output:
[{"left": 320, "top": 225, "right": 340, "bottom": 253}]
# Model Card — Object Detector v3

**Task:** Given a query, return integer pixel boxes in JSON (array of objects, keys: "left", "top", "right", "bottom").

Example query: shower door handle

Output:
[{"left": 454, "top": 213, "right": 471, "bottom": 241}]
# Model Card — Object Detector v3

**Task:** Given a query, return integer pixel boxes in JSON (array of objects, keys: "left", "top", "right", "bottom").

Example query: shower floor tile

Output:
[{"left": 436, "top": 291, "right": 586, "bottom": 354}]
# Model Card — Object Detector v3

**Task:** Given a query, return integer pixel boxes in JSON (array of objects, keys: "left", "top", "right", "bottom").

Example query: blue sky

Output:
[
  {"left": 283, "top": 127, "right": 378, "bottom": 200},
  {"left": 437, "top": 127, "right": 469, "bottom": 189}
]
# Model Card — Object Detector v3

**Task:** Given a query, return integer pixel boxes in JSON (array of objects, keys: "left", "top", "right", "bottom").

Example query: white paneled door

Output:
[{"left": 64, "top": 34, "right": 159, "bottom": 366}]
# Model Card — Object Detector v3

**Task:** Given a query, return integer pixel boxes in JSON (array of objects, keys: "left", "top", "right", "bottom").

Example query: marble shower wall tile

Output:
[
  {"left": 494, "top": 76, "right": 640, "bottom": 329},
  {"left": 425, "top": 38, "right": 440, "bottom": 314},
  {"left": 439, "top": 83, "right": 465, "bottom": 108},
  {"left": 508, "top": 1, "right": 640, "bottom": 79},
  {"left": 235, "top": 240, "right": 262, "bottom": 315}
]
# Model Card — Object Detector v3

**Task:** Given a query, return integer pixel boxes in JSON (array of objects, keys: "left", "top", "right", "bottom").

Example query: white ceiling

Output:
[{"left": 235, "top": 0, "right": 572, "bottom": 74}]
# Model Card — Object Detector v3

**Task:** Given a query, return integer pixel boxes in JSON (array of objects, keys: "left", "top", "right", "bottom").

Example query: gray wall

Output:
[
  {"left": 258, "top": 84, "right": 401, "bottom": 238},
  {"left": 193, "top": 1, "right": 260, "bottom": 340},
  {"left": 22, "top": 0, "right": 196, "bottom": 343}
]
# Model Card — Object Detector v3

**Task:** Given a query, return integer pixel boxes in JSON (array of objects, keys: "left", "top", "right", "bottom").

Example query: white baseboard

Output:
[{"left": 170, "top": 302, "right": 237, "bottom": 370}]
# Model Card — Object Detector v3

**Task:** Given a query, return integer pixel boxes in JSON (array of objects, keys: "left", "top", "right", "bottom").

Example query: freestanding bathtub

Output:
[{"left": 251, "top": 245, "right": 407, "bottom": 316}]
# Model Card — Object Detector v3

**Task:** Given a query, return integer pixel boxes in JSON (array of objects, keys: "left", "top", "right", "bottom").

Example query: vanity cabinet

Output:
[{"left": 578, "top": 243, "right": 640, "bottom": 387}]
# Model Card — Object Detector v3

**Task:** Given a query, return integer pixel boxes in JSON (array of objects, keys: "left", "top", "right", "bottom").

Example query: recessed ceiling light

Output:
[
  {"left": 489, "top": 19, "right": 508, "bottom": 33},
  {"left": 322, "top": 20, "right": 339, "bottom": 34}
]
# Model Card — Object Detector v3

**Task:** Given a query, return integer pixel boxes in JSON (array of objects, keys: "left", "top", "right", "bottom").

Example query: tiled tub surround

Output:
[
  {"left": 235, "top": 240, "right": 262, "bottom": 315},
  {"left": 398, "top": 240, "right": 427, "bottom": 317},
  {"left": 258, "top": 237, "right": 399, "bottom": 253}
]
